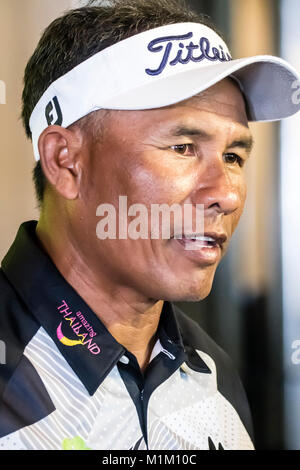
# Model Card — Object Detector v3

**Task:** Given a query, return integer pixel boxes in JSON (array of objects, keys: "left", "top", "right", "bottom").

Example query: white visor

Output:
[{"left": 29, "top": 22, "right": 300, "bottom": 161}]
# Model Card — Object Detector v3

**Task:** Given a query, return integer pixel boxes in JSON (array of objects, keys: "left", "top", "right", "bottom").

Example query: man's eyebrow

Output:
[
  {"left": 169, "top": 125, "right": 210, "bottom": 138},
  {"left": 228, "top": 137, "right": 254, "bottom": 154},
  {"left": 168, "top": 125, "right": 254, "bottom": 153}
]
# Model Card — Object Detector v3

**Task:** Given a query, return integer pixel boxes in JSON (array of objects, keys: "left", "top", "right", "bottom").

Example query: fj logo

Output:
[{"left": 45, "top": 96, "right": 63, "bottom": 126}]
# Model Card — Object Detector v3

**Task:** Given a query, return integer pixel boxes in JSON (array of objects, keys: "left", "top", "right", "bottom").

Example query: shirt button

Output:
[{"left": 119, "top": 355, "right": 129, "bottom": 364}]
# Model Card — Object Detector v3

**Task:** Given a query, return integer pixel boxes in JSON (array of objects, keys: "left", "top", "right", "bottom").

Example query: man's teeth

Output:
[
  {"left": 182, "top": 235, "right": 217, "bottom": 247},
  {"left": 185, "top": 236, "right": 215, "bottom": 242}
]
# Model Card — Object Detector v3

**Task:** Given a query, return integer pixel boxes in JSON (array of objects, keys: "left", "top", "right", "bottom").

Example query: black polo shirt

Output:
[{"left": 0, "top": 221, "right": 254, "bottom": 450}]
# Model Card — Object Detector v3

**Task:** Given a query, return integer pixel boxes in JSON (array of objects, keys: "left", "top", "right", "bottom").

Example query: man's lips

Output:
[{"left": 171, "top": 231, "right": 228, "bottom": 265}]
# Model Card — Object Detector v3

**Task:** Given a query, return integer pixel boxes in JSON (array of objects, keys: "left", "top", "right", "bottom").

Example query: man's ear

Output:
[{"left": 37, "top": 125, "right": 84, "bottom": 200}]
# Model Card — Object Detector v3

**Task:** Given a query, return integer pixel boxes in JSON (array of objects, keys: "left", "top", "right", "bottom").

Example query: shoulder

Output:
[
  {"left": 0, "top": 268, "right": 39, "bottom": 344},
  {"left": 173, "top": 304, "right": 255, "bottom": 443},
  {"left": 0, "top": 269, "right": 55, "bottom": 438},
  {"left": 0, "top": 268, "right": 39, "bottom": 394}
]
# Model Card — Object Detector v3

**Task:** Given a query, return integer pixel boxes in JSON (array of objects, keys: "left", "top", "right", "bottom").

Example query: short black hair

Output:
[{"left": 22, "top": 0, "right": 222, "bottom": 205}]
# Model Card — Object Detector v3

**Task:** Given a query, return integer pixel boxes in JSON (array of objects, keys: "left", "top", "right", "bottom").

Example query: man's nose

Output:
[{"left": 190, "top": 156, "right": 242, "bottom": 216}]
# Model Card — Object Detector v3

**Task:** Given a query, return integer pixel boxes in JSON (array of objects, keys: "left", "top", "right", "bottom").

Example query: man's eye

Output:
[
  {"left": 224, "top": 153, "right": 244, "bottom": 167},
  {"left": 170, "top": 144, "right": 195, "bottom": 156}
]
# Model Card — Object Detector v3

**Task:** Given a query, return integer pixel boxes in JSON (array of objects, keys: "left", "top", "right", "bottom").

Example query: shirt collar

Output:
[{"left": 1, "top": 221, "right": 192, "bottom": 394}]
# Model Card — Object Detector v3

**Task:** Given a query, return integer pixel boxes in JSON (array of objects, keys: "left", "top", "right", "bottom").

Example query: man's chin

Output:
[
  {"left": 166, "top": 290, "right": 212, "bottom": 303},
  {"left": 160, "top": 278, "right": 214, "bottom": 303},
  {"left": 138, "top": 265, "right": 217, "bottom": 304}
]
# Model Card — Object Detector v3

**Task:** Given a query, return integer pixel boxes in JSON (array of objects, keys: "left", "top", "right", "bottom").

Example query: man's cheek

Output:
[{"left": 126, "top": 154, "right": 196, "bottom": 201}]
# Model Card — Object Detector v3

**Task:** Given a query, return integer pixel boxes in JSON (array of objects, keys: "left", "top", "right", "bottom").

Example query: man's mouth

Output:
[
  {"left": 174, "top": 232, "right": 227, "bottom": 247},
  {"left": 171, "top": 232, "right": 227, "bottom": 264}
]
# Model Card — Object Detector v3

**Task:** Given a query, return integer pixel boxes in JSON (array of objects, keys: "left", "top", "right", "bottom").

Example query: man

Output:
[{"left": 0, "top": 0, "right": 299, "bottom": 451}]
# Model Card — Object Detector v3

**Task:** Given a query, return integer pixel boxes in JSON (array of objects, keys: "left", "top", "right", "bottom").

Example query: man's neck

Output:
[{"left": 36, "top": 218, "right": 164, "bottom": 372}]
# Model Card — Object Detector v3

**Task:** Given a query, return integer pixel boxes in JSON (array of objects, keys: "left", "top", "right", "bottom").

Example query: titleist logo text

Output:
[{"left": 145, "top": 32, "right": 232, "bottom": 76}]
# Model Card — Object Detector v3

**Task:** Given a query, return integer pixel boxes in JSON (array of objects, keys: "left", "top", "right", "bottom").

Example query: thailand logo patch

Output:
[{"left": 56, "top": 300, "right": 101, "bottom": 355}]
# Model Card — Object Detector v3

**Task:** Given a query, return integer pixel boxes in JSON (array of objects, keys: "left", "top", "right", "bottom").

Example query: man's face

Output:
[{"left": 77, "top": 78, "right": 252, "bottom": 302}]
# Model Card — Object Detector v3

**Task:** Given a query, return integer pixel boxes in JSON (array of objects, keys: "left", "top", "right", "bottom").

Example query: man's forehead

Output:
[
  {"left": 102, "top": 91, "right": 250, "bottom": 143},
  {"left": 94, "top": 77, "right": 250, "bottom": 143},
  {"left": 164, "top": 78, "right": 249, "bottom": 128}
]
